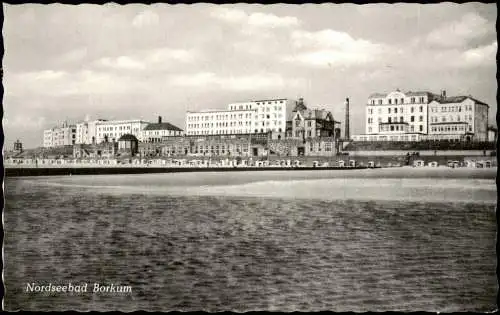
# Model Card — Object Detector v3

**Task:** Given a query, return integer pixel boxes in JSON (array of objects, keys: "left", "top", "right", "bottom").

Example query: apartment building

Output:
[
  {"left": 43, "top": 122, "right": 77, "bottom": 147},
  {"left": 427, "top": 95, "right": 489, "bottom": 141},
  {"left": 93, "top": 119, "right": 150, "bottom": 144},
  {"left": 185, "top": 98, "right": 297, "bottom": 136},
  {"left": 352, "top": 89, "right": 490, "bottom": 142}
]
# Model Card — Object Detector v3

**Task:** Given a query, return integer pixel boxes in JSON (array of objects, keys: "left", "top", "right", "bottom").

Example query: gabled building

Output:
[
  {"left": 142, "top": 116, "right": 183, "bottom": 143},
  {"left": 353, "top": 89, "right": 490, "bottom": 142},
  {"left": 428, "top": 95, "right": 489, "bottom": 142},
  {"left": 286, "top": 98, "right": 340, "bottom": 140}
]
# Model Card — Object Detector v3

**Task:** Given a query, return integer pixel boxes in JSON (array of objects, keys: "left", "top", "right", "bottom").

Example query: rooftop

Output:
[
  {"left": 118, "top": 134, "right": 138, "bottom": 141},
  {"left": 144, "top": 122, "right": 183, "bottom": 131}
]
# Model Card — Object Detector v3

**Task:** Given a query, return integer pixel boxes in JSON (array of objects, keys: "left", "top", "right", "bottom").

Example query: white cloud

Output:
[
  {"left": 210, "top": 7, "right": 300, "bottom": 28},
  {"left": 6, "top": 69, "right": 146, "bottom": 97},
  {"left": 145, "top": 47, "right": 198, "bottom": 64},
  {"left": 284, "top": 29, "right": 385, "bottom": 67},
  {"left": 94, "top": 47, "right": 198, "bottom": 71},
  {"left": 426, "top": 12, "right": 491, "bottom": 48},
  {"left": 132, "top": 10, "right": 160, "bottom": 28},
  {"left": 99, "top": 56, "right": 146, "bottom": 70},
  {"left": 169, "top": 72, "right": 304, "bottom": 91},
  {"left": 463, "top": 41, "right": 497, "bottom": 66}
]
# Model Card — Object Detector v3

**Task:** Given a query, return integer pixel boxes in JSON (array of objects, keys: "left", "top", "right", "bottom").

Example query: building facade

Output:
[
  {"left": 185, "top": 98, "right": 297, "bottom": 136},
  {"left": 428, "top": 96, "right": 489, "bottom": 141},
  {"left": 94, "top": 119, "right": 150, "bottom": 144},
  {"left": 43, "top": 122, "right": 77, "bottom": 147},
  {"left": 290, "top": 108, "right": 339, "bottom": 140},
  {"left": 352, "top": 90, "right": 490, "bottom": 142},
  {"left": 142, "top": 116, "right": 184, "bottom": 142}
]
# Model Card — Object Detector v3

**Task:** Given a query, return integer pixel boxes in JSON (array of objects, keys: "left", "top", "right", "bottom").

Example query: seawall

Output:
[{"left": 4, "top": 166, "right": 369, "bottom": 177}]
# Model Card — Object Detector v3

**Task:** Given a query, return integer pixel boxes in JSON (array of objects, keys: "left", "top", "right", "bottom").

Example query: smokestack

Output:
[
  {"left": 344, "top": 97, "right": 350, "bottom": 140},
  {"left": 158, "top": 116, "right": 162, "bottom": 124}
]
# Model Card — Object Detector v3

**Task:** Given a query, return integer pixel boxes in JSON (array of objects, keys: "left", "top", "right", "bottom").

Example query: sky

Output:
[{"left": 2, "top": 3, "right": 497, "bottom": 149}]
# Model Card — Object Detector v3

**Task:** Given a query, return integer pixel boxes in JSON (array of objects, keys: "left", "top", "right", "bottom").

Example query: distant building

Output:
[
  {"left": 352, "top": 89, "right": 490, "bottom": 142},
  {"left": 13, "top": 139, "right": 23, "bottom": 153},
  {"left": 43, "top": 121, "right": 77, "bottom": 147},
  {"left": 290, "top": 106, "right": 340, "bottom": 140},
  {"left": 428, "top": 95, "right": 489, "bottom": 142},
  {"left": 142, "top": 116, "right": 183, "bottom": 143},
  {"left": 488, "top": 126, "right": 497, "bottom": 143},
  {"left": 185, "top": 98, "right": 297, "bottom": 136},
  {"left": 94, "top": 119, "right": 150, "bottom": 144},
  {"left": 117, "top": 134, "right": 139, "bottom": 156},
  {"left": 76, "top": 118, "right": 107, "bottom": 145}
]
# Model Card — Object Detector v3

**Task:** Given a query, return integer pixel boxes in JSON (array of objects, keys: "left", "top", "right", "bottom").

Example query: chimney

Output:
[
  {"left": 158, "top": 116, "right": 162, "bottom": 124},
  {"left": 344, "top": 97, "right": 350, "bottom": 140},
  {"left": 442, "top": 90, "right": 446, "bottom": 99}
]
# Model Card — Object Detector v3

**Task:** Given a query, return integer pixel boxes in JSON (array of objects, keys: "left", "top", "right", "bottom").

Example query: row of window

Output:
[
  {"left": 98, "top": 125, "right": 133, "bottom": 132},
  {"left": 368, "top": 106, "right": 424, "bottom": 115},
  {"left": 228, "top": 100, "right": 285, "bottom": 111},
  {"left": 369, "top": 97, "right": 426, "bottom": 105},
  {"left": 430, "top": 105, "right": 473, "bottom": 113},
  {"left": 430, "top": 115, "right": 473, "bottom": 123},
  {"left": 369, "top": 125, "right": 424, "bottom": 133},
  {"left": 186, "top": 128, "right": 282, "bottom": 135},
  {"left": 431, "top": 125, "right": 470, "bottom": 133},
  {"left": 368, "top": 116, "right": 424, "bottom": 124}
]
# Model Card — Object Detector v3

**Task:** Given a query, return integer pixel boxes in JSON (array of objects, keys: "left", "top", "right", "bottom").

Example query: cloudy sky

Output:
[{"left": 3, "top": 3, "right": 497, "bottom": 148}]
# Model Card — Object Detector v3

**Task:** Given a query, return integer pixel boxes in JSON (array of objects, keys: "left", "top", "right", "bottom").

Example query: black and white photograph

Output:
[{"left": 2, "top": 2, "right": 498, "bottom": 312}]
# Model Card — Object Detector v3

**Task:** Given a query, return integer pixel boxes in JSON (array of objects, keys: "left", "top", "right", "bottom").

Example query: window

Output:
[
  {"left": 395, "top": 99, "right": 398, "bottom": 104},
  {"left": 307, "top": 121, "right": 312, "bottom": 127},
  {"left": 411, "top": 107, "right": 414, "bottom": 113},
  {"left": 419, "top": 106, "right": 423, "bottom": 112},
  {"left": 388, "top": 117, "right": 392, "bottom": 123},
  {"left": 411, "top": 116, "right": 415, "bottom": 122},
  {"left": 395, "top": 108, "right": 398, "bottom": 113},
  {"left": 400, "top": 116, "right": 404, "bottom": 122},
  {"left": 295, "top": 120, "right": 300, "bottom": 127},
  {"left": 400, "top": 98, "right": 404, "bottom": 104},
  {"left": 419, "top": 125, "right": 423, "bottom": 132},
  {"left": 419, "top": 116, "right": 423, "bottom": 122},
  {"left": 390, "top": 126, "right": 394, "bottom": 131},
  {"left": 388, "top": 108, "right": 391, "bottom": 114},
  {"left": 411, "top": 97, "right": 415, "bottom": 104}
]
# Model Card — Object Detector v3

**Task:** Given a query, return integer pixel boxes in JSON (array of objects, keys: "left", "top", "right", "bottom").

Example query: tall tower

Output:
[{"left": 344, "top": 97, "right": 350, "bottom": 140}]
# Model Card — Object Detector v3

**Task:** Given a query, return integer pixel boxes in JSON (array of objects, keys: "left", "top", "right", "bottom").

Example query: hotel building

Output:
[
  {"left": 185, "top": 98, "right": 297, "bottom": 136},
  {"left": 142, "top": 116, "right": 184, "bottom": 143},
  {"left": 427, "top": 95, "right": 489, "bottom": 142},
  {"left": 352, "top": 90, "right": 490, "bottom": 142},
  {"left": 93, "top": 119, "right": 150, "bottom": 144},
  {"left": 43, "top": 122, "right": 77, "bottom": 147}
]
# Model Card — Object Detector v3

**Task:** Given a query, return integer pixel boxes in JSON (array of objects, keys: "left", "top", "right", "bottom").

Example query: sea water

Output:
[{"left": 3, "top": 169, "right": 497, "bottom": 311}]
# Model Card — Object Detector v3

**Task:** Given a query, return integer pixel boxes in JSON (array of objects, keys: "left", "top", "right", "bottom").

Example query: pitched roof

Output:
[
  {"left": 144, "top": 122, "right": 183, "bottom": 131},
  {"left": 368, "top": 92, "right": 387, "bottom": 98},
  {"left": 433, "top": 96, "right": 489, "bottom": 107},
  {"left": 118, "top": 134, "right": 138, "bottom": 141}
]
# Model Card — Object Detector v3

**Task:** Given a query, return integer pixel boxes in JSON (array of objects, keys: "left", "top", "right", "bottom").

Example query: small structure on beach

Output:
[{"left": 118, "top": 134, "right": 139, "bottom": 156}]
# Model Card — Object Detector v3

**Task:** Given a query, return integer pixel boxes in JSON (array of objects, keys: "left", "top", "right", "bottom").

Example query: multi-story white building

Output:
[
  {"left": 352, "top": 90, "right": 490, "bottom": 142},
  {"left": 428, "top": 95, "right": 489, "bottom": 142},
  {"left": 94, "top": 119, "right": 150, "bottom": 144},
  {"left": 43, "top": 122, "right": 77, "bottom": 147},
  {"left": 185, "top": 98, "right": 297, "bottom": 136},
  {"left": 76, "top": 119, "right": 107, "bottom": 145}
]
